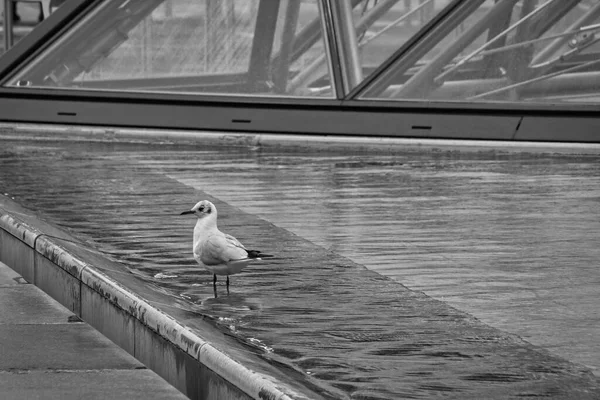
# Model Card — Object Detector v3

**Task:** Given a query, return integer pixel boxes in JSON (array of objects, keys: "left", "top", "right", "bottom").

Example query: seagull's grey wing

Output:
[
  {"left": 199, "top": 233, "right": 248, "bottom": 266},
  {"left": 224, "top": 233, "right": 247, "bottom": 250}
]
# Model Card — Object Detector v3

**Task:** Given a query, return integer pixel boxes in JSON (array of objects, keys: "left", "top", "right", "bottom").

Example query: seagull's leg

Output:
[
  {"left": 213, "top": 274, "right": 217, "bottom": 287},
  {"left": 226, "top": 276, "right": 230, "bottom": 288}
]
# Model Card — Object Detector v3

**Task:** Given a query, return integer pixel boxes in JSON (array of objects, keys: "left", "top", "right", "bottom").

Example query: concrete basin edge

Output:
[{"left": 0, "top": 200, "right": 311, "bottom": 400}]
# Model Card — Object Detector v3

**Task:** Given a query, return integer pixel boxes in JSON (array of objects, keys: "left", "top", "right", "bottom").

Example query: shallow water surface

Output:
[
  {"left": 1, "top": 139, "right": 599, "bottom": 398},
  {"left": 158, "top": 149, "right": 600, "bottom": 373}
]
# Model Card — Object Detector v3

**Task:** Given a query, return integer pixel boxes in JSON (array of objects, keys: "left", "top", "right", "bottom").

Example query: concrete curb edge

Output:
[
  {"left": 0, "top": 205, "right": 302, "bottom": 400},
  {"left": 2, "top": 122, "right": 600, "bottom": 154}
]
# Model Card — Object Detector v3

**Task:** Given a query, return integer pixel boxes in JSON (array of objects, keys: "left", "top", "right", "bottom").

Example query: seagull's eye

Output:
[{"left": 198, "top": 206, "right": 204, "bottom": 212}]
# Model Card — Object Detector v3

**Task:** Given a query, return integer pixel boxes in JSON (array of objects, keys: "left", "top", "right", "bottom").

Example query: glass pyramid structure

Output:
[{"left": 1, "top": 0, "right": 599, "bottom": 142}]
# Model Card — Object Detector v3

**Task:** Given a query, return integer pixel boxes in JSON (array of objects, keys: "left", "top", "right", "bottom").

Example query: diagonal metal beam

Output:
[
  {"left": 356, "top": 0, "right": 487, "bottom": 99},
  {"left": 532, "top": 0, "right": 600, "bottom": 65},
  {"left": 247, "top": 0, "right": 281, "bottom": 91},
  {"left": 392, "top": 0, "right": 519, "bottom": 98}
]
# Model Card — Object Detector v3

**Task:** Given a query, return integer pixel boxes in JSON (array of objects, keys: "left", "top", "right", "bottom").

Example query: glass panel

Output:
[
  {"left": 5, "top": 0, "right": 336, "bottom": 98},
  {"left": 351, "top": 0, "right": 448, "bottom": 87},
  {"left": 360, "top": 0, "right": 600, "bottom": 104},
  {"left": 1, "top": 1, "right": 52, "bottom": 54}
]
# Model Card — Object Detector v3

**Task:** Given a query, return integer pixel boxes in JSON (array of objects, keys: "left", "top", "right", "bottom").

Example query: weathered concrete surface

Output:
[
  {"left": 1, "top": 132, "right": 600, "bottom": 399},
  {"left": 0, "top": 286, "right": 80, "bottom": 322},
  {"left": 0, "top": 324, "right": 142, "bottom": 370},
  {"left": 0, "top": 261, "right": 188, "bottom": 400},
  {"left": 0, "top": 370, "right": 188, "bottom": 400},
  {"left": 0, "top": 262, "right": 21, "bottom": 285}
]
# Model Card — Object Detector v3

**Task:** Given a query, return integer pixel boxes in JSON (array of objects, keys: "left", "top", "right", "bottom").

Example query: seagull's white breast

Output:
[{"left": 192, "top": 215, "right": 249, "bottom": 275}]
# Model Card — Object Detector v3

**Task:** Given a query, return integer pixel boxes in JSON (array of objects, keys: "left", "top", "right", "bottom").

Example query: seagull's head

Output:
[{"left": 180, "top": 200, "right": 216, "bottom": 219}]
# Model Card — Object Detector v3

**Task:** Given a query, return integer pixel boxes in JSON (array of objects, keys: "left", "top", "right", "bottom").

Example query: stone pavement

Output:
[{"left": 0, "top": 261, "right": 188, "bottom": 400}]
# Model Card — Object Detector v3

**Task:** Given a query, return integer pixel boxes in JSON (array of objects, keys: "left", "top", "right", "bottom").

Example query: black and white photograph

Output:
[{"left": 0, "top": 1, "right": 599, "bottom": 399}]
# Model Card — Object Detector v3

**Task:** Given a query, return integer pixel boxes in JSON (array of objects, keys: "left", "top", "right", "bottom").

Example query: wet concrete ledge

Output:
[
  {"left": 0, "top": 198, "right": 315, "bottom": 400},
  {"left": 2, "top": 122, "right": 600, "bottom": 154},
  {"left": 2, "top": 126, "right": 600, "bottom": 398}
]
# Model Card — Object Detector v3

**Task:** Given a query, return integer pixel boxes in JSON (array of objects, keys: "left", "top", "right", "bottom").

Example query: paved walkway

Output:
[{"left": 0, "top": 261, "right": 188, "bottom": 400}]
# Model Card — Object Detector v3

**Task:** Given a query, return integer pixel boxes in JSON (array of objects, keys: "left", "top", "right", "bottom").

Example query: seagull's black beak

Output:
[{"left": 180, "top": 210, "right": 195, "bottom": 215}]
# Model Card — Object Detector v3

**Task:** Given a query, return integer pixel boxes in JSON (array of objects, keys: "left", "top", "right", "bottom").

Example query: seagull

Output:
[{"left": 180, "top": 200, "right": 270, "bottom": 287}]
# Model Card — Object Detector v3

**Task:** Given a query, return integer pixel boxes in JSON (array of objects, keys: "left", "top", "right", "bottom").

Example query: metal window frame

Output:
[
  {"left": 0, "top": 0, "right": 98, "bottom": 81},
  {"left": 0, "top": 0, "right": 598, "bottom": 144},
  {"left": 2, "top": 0, "right": 600, "bottom": 111}
]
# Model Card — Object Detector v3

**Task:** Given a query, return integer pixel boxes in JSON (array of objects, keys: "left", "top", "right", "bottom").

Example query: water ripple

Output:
[{"left": 1, "top": 141, "right": 599, "bottom": 399}]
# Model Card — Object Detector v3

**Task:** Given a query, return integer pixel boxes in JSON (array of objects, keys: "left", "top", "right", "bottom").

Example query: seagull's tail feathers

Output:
[{"left": 246, "top": 250, "right": 274, "bottom": 259}]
